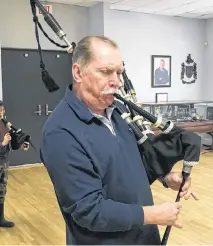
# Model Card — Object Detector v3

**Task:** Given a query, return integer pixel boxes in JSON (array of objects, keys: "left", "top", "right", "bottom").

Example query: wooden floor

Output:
[{"left": 0, "top": 152, "right": 213, "bottom": 245}]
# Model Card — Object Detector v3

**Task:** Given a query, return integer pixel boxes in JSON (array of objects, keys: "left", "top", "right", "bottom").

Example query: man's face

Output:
[
  {"left": 0, "top": 106, "right": 5, "bottom": 119},
  {"left": 160, "top": 60, "right": 165, "bottom": 69},
  {"left": 72, "top": 41, "right": 123, "bottom": 109}
]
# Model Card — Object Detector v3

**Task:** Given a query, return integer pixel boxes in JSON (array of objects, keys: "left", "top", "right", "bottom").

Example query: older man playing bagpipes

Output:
[
  {"left": 40, "top": 36, "right": 200, "bottom": 245},
  {"left": 0, "top": 100, "right": 30, "bottom": 227}
]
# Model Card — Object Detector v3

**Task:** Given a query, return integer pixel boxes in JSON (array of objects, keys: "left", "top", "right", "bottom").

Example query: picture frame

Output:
[
  {"left": 155, "top": 93, "right": 168, "bottom": 103},
  {"left": 151, "top": 55, "right": 171, "bottom": 88}
]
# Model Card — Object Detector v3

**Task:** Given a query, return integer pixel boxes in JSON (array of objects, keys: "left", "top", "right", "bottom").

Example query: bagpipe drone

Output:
[{"left": 29, "top": 1, "right": 201, "bottom": 244}]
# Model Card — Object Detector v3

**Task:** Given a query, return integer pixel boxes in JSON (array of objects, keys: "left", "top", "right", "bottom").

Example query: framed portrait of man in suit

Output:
[{"left": 151, "top": 55, "right": 171, "bottom": 88}]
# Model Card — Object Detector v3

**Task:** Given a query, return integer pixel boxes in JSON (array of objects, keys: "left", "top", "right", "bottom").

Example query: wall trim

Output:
[
  {"left": 9, "top": 163, "right": 43, "bottom": 170},
  {"left": 1, "top": 47, "right": 68, "bottom": 53}
]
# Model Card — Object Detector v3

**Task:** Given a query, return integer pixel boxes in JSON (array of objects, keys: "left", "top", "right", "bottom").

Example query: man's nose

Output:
[{"left": 109, "top": 73, "right": 121, "bottom": 87}]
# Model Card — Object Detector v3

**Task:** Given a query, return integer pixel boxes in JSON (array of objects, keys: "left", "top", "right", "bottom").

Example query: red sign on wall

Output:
[{"left": 38, "top": 4, "right": 53, "bottom": 15}]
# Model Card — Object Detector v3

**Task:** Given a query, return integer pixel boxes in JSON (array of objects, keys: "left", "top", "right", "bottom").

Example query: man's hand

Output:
[
  {"left": 165, "top": 172, "right": 199, "bottom": 200},
  {"left": 21, "top": 142, "right": 29, "bottom": 151},
  {"left": 143, "top": 202, "right": 183, "bottom": 228},
  {"left": 2, "top": 133, "right": 11, "bottom": 146}
]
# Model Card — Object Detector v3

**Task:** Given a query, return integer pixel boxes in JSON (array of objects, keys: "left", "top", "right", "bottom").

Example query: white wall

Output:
[
  {"left": 89, "top": 3, "right": 104, "bottom": 36},
  {"left": 204, "top": 19, "right": 213, "bottom": 100},
  {"left": 0, "top": 0, "right": 211, "bottom": 103},
  {"left": 104, "top": 9, "right": 206, "bottom": 102}
]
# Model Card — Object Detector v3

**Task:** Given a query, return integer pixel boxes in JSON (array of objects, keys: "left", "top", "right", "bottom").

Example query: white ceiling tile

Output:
[
  {"left": 41, "top": 0, "right": 213, "bottom": 19},
  {"left": 130, "top": 0, "right": 191, "bottom": 13},
  {"left": 114, "top": 0, "right": 159, "bottom": 7},
  {"left": 101, "top": 0, "right": 123, "bottom": 3},
  {"left": 189, "top": 6, "right": 213, "bottom": 14},
  {"left": 110, "top": 4, "right": 134, "bottom": 10},
  {"left": 154, "top": 0, "right": 213, "bottom": 14}
]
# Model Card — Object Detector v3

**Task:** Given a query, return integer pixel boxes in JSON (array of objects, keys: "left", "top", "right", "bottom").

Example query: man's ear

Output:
[{"left": 72, "top": 64, "right": 82, "bottom": 83}]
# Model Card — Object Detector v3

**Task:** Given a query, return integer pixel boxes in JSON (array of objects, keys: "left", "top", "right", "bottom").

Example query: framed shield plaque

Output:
[{"left": 181, "top": 54, "right": 197, "bottom": 84}]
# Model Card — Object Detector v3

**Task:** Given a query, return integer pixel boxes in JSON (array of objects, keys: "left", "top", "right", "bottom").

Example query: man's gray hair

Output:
[{"left": 72, "top": 36, "right": 119, "bottom": 69}]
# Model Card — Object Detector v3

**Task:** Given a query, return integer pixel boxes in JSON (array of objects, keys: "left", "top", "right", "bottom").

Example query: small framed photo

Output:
[
  {"left": 151, "top": 55, "right": 171, "bottom": 88},
  {"left": 155, "top": 93, "right": 168, "bottom": 103}
]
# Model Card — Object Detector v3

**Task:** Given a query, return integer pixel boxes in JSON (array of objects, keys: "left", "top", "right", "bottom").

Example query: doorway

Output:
[{"left": 1, "top": 48, "right": 73, "bottom": 166}]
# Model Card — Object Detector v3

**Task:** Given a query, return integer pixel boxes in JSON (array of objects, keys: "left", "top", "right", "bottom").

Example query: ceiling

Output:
[{"left": 44, "top": 0, "right": 213, "bottom": 19}]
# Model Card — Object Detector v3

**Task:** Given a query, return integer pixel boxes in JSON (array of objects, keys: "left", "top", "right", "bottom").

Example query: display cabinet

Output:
[
  {"left": 141, "top": 100, "right": 213, "bottom": 123},
  {"left": 141, "top": 100, "right": 213, "bottom": 151}
]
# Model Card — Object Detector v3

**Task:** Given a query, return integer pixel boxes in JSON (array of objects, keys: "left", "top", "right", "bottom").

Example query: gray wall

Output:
[{"left": 204, "top": 18, "right": 213, "bottom": 101}]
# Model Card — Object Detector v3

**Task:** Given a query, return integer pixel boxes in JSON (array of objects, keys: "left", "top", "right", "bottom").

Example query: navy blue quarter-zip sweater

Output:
[{"left": 40, "top": 85, "right": 161, "bottom": 245}]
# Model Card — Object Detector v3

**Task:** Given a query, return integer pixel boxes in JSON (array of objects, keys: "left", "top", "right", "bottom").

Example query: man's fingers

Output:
[
  {"left": 190, "top": 191, "right": 199, "bottom": 200},
  {"left": 182, "top": 178, "right": 191, "bottom": 191},
  {"left": 174, "top": 175, "right": 182, "bottom": 184},
  {"left": 184, "top": 192, "right": 191, "bottom": 200},
  {"left": 183, "top": 189, "right": 199, "bottom": 200},
  {"left": 173, "top": 219, "right": 183, "bottom": 229},
  {"left": 176, "top": 202, "right": 182, "bottom": 209},
  {"left": 180, "top": 191, "right": 187, "bottom": 198}
]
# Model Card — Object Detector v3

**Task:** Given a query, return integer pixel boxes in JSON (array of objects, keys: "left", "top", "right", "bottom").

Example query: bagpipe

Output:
[
  {"left": 1, "top": 118, "right": 35, "bottom": 151},
  {"left": 29, "top": 1, "right": 201, "bottom": 244},
  {"left": 114, "top": 64, "right": 201, "bottom": 185},
  {"left": 113, "top": 64, "right": 201, "bottom": 245}
]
